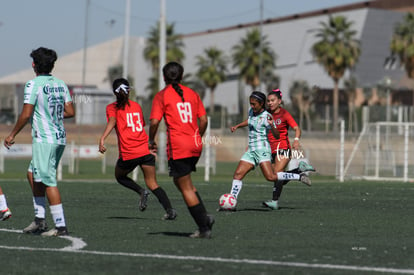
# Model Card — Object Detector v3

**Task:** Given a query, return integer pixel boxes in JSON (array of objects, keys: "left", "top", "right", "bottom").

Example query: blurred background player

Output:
[
  {"left": 149, "top": 61, "right": 214, "bottom": 238},
  {"left": 263, "top": 89, "right": 315, "bottom": 210},
  {"left": 99, "top": 78, "right": 176, "bottom": 220},
  {"left": 228, "top": 91, "right": 311, "bottom": 207},
  {"left": 0, "top": 186, "right": 11, "bottom": 221},
  {"left": 4, "top": 47, "right": 74, "bottom": 236}
]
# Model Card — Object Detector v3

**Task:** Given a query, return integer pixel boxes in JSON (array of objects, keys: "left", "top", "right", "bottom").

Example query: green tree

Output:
[
  {"left": 143, "top": 22, "right": 185, "bottom": 98},
  {"left": 289, "top": 80, "right": 313, "bottom": 131},
  {"left": 390, "top": 12, "right": 414, "bottom": 78},
  {"left": 106, "top": 64, "right": 135, "bottom": 100},
  {"left": 312, "top": 15, "right": 360, "bottom": 132},
  {"left": 232, "top": 28, "right": 276, "bottom": 90},
  {"left": 262, "top": 68, "right": 280, "bottom": 92},
  {"left": 195, "top": 47, "right": 228, "bottom": 114},
  {"left": 344, "top": 76, "right": 358, "bottom": 133}
]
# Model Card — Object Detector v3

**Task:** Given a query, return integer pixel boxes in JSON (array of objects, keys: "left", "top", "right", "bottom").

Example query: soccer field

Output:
[{"left": 0, "top": 164, "right": 413, "bottom": 274}]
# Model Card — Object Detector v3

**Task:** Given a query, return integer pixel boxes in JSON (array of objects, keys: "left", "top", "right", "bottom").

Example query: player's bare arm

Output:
[
  {"left": 267, "top": 115, "right": 280, "bottom": 139},
  {"left": 64, "top": 101, "right": 75, "bottom": 118},
  {"left": 231, "top": 119, "right": 248, "bottom": 132},
  {"left": 99, "top": 116, "right": 116, "bottom": 154},
  {"left": 292, "top": 126, "right": 301, "bottom": 150},
  {"left": 149, "top": 118, "right": 160, "bottom": 152},
  {"left": 4, "top": 104, "right": 34, "bottom": 149},
  {"left": 198, "top": 115, "right": 208, "bottom": 137}
]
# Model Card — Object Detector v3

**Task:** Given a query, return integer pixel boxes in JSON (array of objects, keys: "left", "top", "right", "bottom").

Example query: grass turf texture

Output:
[{"left": 0, "top": 161, "right": 413, "bottom": 274}]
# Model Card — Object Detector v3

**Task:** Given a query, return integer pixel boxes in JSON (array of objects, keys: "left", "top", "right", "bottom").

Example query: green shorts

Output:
[
  {"left": 28, "top": 143, "right": 65, "bottom": 187},
  {"left": 240, "top": 149, "right": 271, "bottom": 167}
]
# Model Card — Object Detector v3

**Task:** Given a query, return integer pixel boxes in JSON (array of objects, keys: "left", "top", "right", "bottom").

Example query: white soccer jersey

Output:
[
  {"left": 24, "top": 75, "right": 72, "bottom": 144},
  {"left": 247, "top": 108, "right": 272, "bottom": 151}
]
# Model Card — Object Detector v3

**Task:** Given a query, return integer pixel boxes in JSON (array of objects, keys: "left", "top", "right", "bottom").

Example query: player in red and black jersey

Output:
[
  {"left": 99, "top": 78, "right": 176, "bottom": 220},
  {"left": 149, "top": 62, "right": 214, "bottom": 239},
  {"left": 263, "top": 89, "right": 315, "bottom": 210}
]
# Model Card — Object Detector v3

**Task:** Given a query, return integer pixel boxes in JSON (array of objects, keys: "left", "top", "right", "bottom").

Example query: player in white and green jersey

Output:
[
  {"left": 226, "top": 91, "right": 311, "bottom": 207},
  {"left": 24, "top": 75, "right": 71, "bottom": 145},
  {"left": 5, "top": 47, "right": 75, "bottom": 236}
]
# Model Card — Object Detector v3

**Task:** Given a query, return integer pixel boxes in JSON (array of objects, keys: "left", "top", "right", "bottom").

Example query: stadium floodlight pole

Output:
[
  {"left": 77, "top": 0, "right": 91, "bottom": 174},
  {"left": 258, "top": 0, "right": 263, "bottom": 90},
  {"left": 339, "top": 119, "right": 345, "bottom": 182},
  {"left": 81, "top": 0, "right": 90, "bottom": 121},
  {"left": 158, "top": 0, "right": 167, "bottom": 173},
  {"left": 122, "top": 0, "right": 131, "bottom": 79}
]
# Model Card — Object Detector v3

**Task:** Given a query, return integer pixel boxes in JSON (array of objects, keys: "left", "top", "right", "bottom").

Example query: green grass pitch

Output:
[{"left": 0, "top": 160, "right": 413, "bottom": 274}]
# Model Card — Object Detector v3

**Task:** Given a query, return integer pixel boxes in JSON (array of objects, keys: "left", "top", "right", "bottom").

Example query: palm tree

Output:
[
  {"left": 390, "top": 12, "right": 414, "bottom": 78},
  {"left": 312, "top": 15, "right": 360, "bottom": 132},
  {"left": 232, "top": 28, "right": 276, "bottom": 90},
  {"left": 107, "top": 64, "right": 135, "bottom": 100},
  {"left": 344, "top": 76, "right": 358, "bottom": 133},
  {"left": 289, "top": 80, "right": 313, "bottom": 131},
  {"left": 143, "top": 22, "right": 185, "bottom": 98},
  {"left": 195, "top": 47, "right": 228, "bottom": 114},
  {"left": 262, "top": 68, "right": 280, "bottom": 92}
]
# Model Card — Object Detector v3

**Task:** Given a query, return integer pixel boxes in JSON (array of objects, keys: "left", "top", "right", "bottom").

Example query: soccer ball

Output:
[{"left": 219, "top": 193, "right": 237, "bottom": 210}]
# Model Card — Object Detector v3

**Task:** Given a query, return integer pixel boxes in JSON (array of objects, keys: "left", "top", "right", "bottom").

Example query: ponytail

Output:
[
  {"left": 112, "top": 78, "right": 130, "bottom": 109},
  {"left": 163, "top": 62, "right": 185, "bottom": 102}
]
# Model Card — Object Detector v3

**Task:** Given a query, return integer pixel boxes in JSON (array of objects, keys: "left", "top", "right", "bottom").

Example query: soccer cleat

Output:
[
  {"left": 300, "top": 173, "right": 312, "bottom": 186},
  {"left": 189, "top": 230, "right": 212, "bottom": 239},
  {"left": 23, "top": 217, "right": 48, "bottom": 234},
  {"left": 189, "top": 214, "right": 214, "bottom": 239},
  {"left": 0, "top": 208, "right": 12, "bottom": 221},
  {"left": 139, "top": 190, "right": 150, "bottom": 211},
  {"left": 41, "top": 226, "right": 69, "bottom": 237},
  {"left": 162, "top": 208, "right": 177, "bottom": 220},
  {"left": 262, "top": 200, "right": 279, "bottom": 210},
  {"left": 206, "top": 214, "right": 215, "bottom": 230},
  {"left": 298, "top": 161, "right": 316, "bottom": 172}
]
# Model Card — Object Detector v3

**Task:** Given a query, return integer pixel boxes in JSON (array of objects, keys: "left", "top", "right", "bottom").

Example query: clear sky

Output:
[{"left": 0, "top": 0, "right": 365, "bottom": 77}]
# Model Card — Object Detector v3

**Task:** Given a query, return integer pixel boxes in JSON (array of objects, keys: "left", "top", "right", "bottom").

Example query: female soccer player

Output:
[
  {"left": 99, "top": 78, "right": 176, "bottom": 220},
  {"left": 262, "top": 89, "right": 315, "bottom": 210},
  {"left": 228, "top": 91, "right": 311, "bottom": 206},
  {"left": 149, "top": 62, "right": 214, "bottom": 239},
  {"left": 0, "top": 186, "right": 11, "bottom": 221},
  {"left": 5, "top": 47, "right": 74, "bottom": 236}
]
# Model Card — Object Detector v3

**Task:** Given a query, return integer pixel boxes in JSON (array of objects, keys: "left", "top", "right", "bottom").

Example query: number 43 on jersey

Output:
[{"left": 126, "top": 112, "right": 143, "bottom": 132}]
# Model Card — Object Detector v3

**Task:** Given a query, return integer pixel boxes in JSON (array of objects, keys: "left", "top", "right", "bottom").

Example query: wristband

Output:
[{"left": 294, "top": 137, "right": 299, "bottom": 141}]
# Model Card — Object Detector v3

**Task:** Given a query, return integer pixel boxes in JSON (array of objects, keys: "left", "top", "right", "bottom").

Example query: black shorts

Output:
[
  {"left": 271, "top": 149, "right": 291, "bottom": 163},
  {"left": 116, "top": 154, "right": 156, "bottom": 171},
  {"left": 168, "top": 157, "right": 199, "bottom": 178}
]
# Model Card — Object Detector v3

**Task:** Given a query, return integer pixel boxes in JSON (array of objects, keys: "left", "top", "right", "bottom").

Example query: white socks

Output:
[
  {"left": 0, "top": 194, "right": 8, "bottom": 211},
  {"left": 277, "top": 172, "right": 300, "bottom": 181},
  {"left": 33, "top": 196, "right": 46, "bottom": 219},
  {"left": 50, "top": 204, "right": 66, "bottom": 228},
  {"left": 230, "top": 179, "right": 242, "bottom": 198}
]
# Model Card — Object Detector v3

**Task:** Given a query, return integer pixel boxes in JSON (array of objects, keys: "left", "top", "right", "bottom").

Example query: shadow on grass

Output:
[
  {"left": 107, "top": 216, "right": 145, "bottom": 220},
  {"left": 148, "top": 231, "right": 192, "bottom": 238}
]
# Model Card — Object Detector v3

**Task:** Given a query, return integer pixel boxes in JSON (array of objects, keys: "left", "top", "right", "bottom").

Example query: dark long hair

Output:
[
  {"left": 162, "top": 61, "right": 185, "bottom": 102},
  {"left": 112, "top": 78, "right": 130, "bottom": 109}
]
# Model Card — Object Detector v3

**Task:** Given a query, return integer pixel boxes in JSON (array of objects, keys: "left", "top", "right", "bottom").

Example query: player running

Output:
[
  {"left": 228, "top": 91, "right": 311, "bottom": 206},
  {"left": 99, "top": 78, "right": 176, "bottom": 220},
  {"left": 262, "top": 89, "right": 315, "bottom": 210},
  {"left": 149, "top": 61, "right": 214, "bottom": 239}
]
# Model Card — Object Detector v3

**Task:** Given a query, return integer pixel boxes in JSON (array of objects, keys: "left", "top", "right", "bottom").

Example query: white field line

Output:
[
  {"left": 0, "top": 229, "right": 413, "bottom": 274},
  {"left": 0, "top": 228, "right": 87, "bottom": 250}
]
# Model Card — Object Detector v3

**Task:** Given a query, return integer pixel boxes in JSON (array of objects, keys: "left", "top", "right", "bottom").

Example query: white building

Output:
[{"left": 1, "top": 0, "right": 413, "bottom": 122}]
